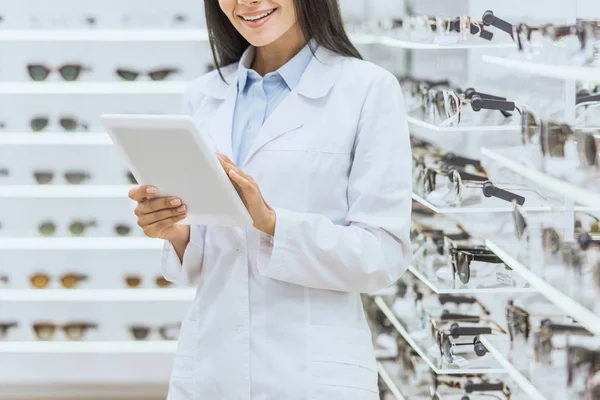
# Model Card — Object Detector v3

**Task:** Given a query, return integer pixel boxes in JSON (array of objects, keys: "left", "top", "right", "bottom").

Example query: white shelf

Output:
[
  {"left": 411, "top": 192, "right": 557, "bottom": 214},
  {"left": 481, "top": 146, "right": 600, "bottom": 208},
  {"left": 483, "top": 55, "right": 600, "bottom": 83},
  {"left": 0, "top": 132, "right": 112, "bottom": 145},
  {"left": 378, "top": 36, "right": 513, "bottom": 50},
  {"left": 0, "top": 29, "right": 209, "bottom": 42},
  {"left": 408, "top": 265, "right": 536, "bottom": 294},
  {"left": 486, "top": 239, "right": 600, "bottom": 336},
  {"left": 406, "top": 115, "right": 520, "bottom": 133},
  {"left": 373, "top": 296, "right": 506, "bottom": 375},
  {"left": 0, "top": 340, "right": 176, "bottom": 354},
  {"left": 0, "top": 82, "right": 187, "bottom": 94},
  {"left": 0, "top": 237, "right": 163, "bottom": 250},
  {"left": 0, "top": 185, "right": 133, "bottom": 198},
  {"left": 377, "top": 362, "right": 406, "bottom": 400},
  {"left": 478, "top": 336, "right": 547, "bottom": 400},
  {"left": 0, "top": 288, "right": 194, "bottom": 302}
]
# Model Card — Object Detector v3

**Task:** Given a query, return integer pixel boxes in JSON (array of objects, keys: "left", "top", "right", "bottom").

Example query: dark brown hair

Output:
[{"left": 204, "top": 0, "right": 362, "bottom": 76}]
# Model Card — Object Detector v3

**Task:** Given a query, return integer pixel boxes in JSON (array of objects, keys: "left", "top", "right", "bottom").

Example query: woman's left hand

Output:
[{"left": 217, "top": 154, "right": 276, "bottom": 236}]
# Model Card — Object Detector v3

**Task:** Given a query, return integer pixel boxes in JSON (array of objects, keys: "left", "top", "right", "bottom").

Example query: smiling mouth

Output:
[{"left": 240, "top": 8, "right": 276, "bottom": 22}]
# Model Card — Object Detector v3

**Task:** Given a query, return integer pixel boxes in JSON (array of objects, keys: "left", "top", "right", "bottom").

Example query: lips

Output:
[{"left": 238, "top": 8, "right": 277, "bottom": 28}]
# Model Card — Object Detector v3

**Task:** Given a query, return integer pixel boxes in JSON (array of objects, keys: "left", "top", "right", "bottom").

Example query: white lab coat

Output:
[{"left": 161, "top": 46, "right": 412, "bottom": 400}]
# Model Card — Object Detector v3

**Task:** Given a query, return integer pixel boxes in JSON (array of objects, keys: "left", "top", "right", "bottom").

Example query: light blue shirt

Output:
[{"left": 231, "top": 41, "right": 316, "bottom": 166}]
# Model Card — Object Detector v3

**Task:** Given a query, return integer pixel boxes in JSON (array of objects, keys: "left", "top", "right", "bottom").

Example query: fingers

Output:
[
  {"left": 135, "top": 196, "right": 182, "bottom": 216},
  {"left": 217, "top": 155, "right": 253, "bottom": 181},
  {"left": 143, "top": 213, "right": 187, "bottom": 238},
  {"left": 137, "top": 204, "right": 187, "bottom": 228},
  {"left": 128, "top": 185, "right": 157, "bottom": 202}
]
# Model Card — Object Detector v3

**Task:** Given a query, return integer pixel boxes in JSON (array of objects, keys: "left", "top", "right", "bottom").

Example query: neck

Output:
[{"left": 252, "top": 25, "right": 306, "bottom": 76}]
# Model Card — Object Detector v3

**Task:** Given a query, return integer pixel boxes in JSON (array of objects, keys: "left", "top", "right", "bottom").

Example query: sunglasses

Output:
[
  {"left": 30, "top": 116, "right": 89, "bottom": 132},
  {"left": 38, "top": 220, "right": 97, "bottom": 236},
  {"left": 0, "top": 322, "right": 18, "bottom": 339},
  {"left": 125, "top": 275, "right": 173, "bottom": 288},
  {"left": 33, "top": 321, "right": 97, "bottom": 340},
  {"left": 435, "top": 329, "right": 488, "bottom": 365},
  {"left": 30, "top": 273, "right": 88, "bottom": 289},
  {"left": 129, "top": 323, "right": 180, "bottom": 340},
  {"left": 34, "top": 170, "right": 91, "bottom": 185},
  {"left": 27, "top": 64, "right": 91, "bottom": 81},
  {"left": 444, "top": 239, "right": 506, "bottom": 284},
  {"left": 115, "top": 68, "right": 179, "bottom": 81}
]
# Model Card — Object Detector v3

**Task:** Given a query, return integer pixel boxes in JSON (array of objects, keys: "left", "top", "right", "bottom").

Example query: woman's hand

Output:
[
  {"left": 217, "top": 154, "right": 276, "bottom": 236},
  {"left": 128, "top": 185, "right": 190, "bottom": 243}
]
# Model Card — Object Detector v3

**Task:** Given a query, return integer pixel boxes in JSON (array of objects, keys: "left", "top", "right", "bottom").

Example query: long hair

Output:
[{"left": 204, "top": 0, "right": 362, "bottom": 78}]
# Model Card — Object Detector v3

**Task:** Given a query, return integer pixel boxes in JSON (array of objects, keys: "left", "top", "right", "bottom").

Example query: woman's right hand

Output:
[{"left": 128, "top": 185, "right": 189, "bottom": 243}]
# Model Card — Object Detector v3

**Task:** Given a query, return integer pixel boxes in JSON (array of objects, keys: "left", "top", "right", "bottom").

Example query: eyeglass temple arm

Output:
[
  {"left": 545, "top": 323, "right": 592, "bottom": 336},
  {"left": 470, "top": 95, "right": 516, "bottom": 112},
  {"left": 465, "top": 381, "right": 507, "bottom": 393},
  {"left": 450, "top": 326, "right": 493, "bottom": 337},
  {"left": 440, "top": 313, "right": 481, "bottom": 322},
  {"left": 577, "top": 94, "right": 600, "bottom": 104},
  {"left": 442, "top": 152, "right": 482, "bottom": 168},
  {"left": 450, "top": 169, "right": 488, "bottom": 182},
  {"left": 438, "top": 294, "right": 477, "bottom": 305},
  {"left": 482, "top": 181, "right": 526, "bottom": 205},
  {"left": 464, "top": 88, "right": 506, "bottom": 101},
  {"left": 482, "top": 10, "right": 514, "bottom": 37}
]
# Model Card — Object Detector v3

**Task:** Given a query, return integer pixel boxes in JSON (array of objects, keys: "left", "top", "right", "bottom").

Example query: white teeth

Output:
[{"left": 242, "top": 9, "right": 274, "bottom": 21}]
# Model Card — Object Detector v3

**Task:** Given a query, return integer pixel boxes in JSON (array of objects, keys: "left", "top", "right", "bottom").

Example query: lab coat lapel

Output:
[
  {"left": 241, "top": 47, "right": 342, "bottom": 168},
  {"left": 207, "top": 84, "right": 237, "bottom": 161}
]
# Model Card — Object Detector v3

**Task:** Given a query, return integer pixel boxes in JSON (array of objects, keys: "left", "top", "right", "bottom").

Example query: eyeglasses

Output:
[
  {"left": 534, "top": 319, "right": 593, "bottom": 365},
  {"left": 379, "top": 14, "right": 494, "bottom": 42},
  {"left": 445, "top": 240, "right": 506, "bottom": 284},
  {"left": 33, "top": 170, "right": 91, "bottom": 185},
  {"left": 128, "top": 323, "right": 180, "bottom": 340},
  {"left": 431, "top": 310, "right": 507, "bottom": 337},
  {"left": 30, "top": 116, "right": 89, "bottom": 132},
  {"left": 114, "top": 224, "right": 132, "bottom": 236},
  {"left": 115, "top": 68, "right": 180, "bottom": 81},
  {"left": 33, "top": 322, "right": 97, "bottom": 340},
  {"left": 27, "top": 64, "right": 91, "bottom": 81},
  {"left": 30, "top": 273, "right": 88, "bottom": 289},
  {"left": 429, "top": 372, "right": 512, "bottom": 400},
  {"left": 435, "top": 328, "right": 488, "bottom": 365},
  {"left": 0, "top": 275, "right": 8, "bottom": 285},
  {"left": 125, "top": 275, "right": 173, "bottom": 288},
  {"left": 38, "top": 220, "right": 97, "bottom": 236},
  {"left": 0, "top": 322, "right": 18, "bottom": 339}
]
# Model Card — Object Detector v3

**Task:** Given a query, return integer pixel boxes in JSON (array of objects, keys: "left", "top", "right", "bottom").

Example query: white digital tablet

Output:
[{"left": 100, "top": 114, "right": 253, "bottom": 228}]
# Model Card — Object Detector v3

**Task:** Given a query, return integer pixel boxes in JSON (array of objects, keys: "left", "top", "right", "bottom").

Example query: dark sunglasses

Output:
[
  {"left": 33, "top": 170, "right": 91, "bottom": 185},
  {"left": 0, "top": 322, "right": 18, "bottom": 339},
  {"left": 129, "top": 323, "right": 180, "bottom": 340},
  {"left": 445, "top": 239, "right": 505, "bottom": 284},
  {"left": 27, "top": 64, "right": 91, "bottom": 81},
  {"left": 33, "top": 321, "right": 97, "bottom": 340},
  {"left": 38, "top": 220, "right": 98, "bottom": 236},
  {"left": 30, "top": 116, "right": 89, "bottom": 132},
  {"left": 115, "top": 68, "right": 179, "bottom": 81}
]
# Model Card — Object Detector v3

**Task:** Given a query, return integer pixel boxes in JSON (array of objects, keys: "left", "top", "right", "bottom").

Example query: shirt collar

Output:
[{"left": 237, "top": 39, "right": 317, "bottom": 93}]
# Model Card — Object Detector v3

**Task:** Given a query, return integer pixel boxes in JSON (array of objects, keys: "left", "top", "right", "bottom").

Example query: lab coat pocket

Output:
[
  {"left": 308, "top": 325, "right": 378, "bottom": 398},
  {"left": 167, "top": 319, "right": 197, "bottom": 399}
]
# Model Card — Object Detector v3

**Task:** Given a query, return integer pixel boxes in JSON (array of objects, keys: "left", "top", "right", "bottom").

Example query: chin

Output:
[{"left": 241, "top": 31, "right": 282, "bottom": 48}]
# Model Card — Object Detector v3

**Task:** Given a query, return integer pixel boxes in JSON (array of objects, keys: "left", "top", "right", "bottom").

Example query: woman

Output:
[{"left": 128, "top": 0, "right": 412, "bottom": 398}]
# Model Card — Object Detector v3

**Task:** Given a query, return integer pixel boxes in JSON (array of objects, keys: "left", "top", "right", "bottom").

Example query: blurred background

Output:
[{"left": 1, "top": 0, "right": 600, "bottom": 399}]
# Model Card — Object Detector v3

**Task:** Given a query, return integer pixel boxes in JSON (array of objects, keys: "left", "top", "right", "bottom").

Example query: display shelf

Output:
[
  {"left": 408, "top": 265, "right": 536, "bottom": 294},
  {"left": 0, "top": 132, "right": 112, "bottom": 145},
  {"left": 0, "top": 185, "right": 133, "bottom": 198},
  {"left": 378, "top": 36, "right": 514, "bottom": 49},
  {"left": 485, "top": 239, "right": 600, "bottom": 336},
  {"left": 377, "top": 362, "right": 406, "bottom": 400},
  {"left": 0, "top": 82, "right": 187, "bottom": 94},
  {"left": 406, "top": 115, "right": 520, "bottom": 133},
  {"left": 478, "top": 336, "right": 547, "bottom": 400},
  {"left": 411, "top": 192, "right": 557, "bottom": 214},
  {"left": 0, "top": 29, "right": 209, "bottom": 42},
  {"left": 483, "top": 55, "right": 600, "bottom": 83},
  {"left": 373, "top": 296, "right": 506, "bottom": 374},
  {"left": 0, "top": 237, "right": 163, "bottom": 250},
  {"left": 0, "top": 288, "right": 194, "bottom": 302},
  {"left": 0, "top": 384, "right": 167, "bottom": 400},
  {"left": 0, "top": 341, "right": 177, "bottom": 354},
  {"left": 481, "top": 147, "right": 600, "bottom": 208}
]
